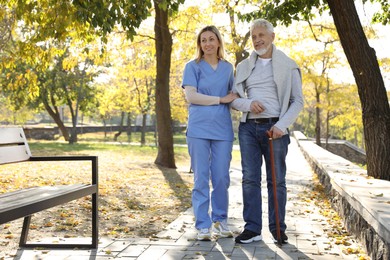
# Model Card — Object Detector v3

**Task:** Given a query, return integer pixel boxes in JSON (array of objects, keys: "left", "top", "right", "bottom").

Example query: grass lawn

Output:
[{"left": 74, "top": 131, "right": 188, "bottom": 145}]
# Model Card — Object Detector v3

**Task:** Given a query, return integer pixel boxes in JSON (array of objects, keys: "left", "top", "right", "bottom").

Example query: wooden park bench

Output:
[{"left": 0, "top": 127, "right": 98, "bottom": 248}]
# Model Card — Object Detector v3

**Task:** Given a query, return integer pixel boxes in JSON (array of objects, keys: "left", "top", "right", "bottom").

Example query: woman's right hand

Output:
[{"left": 220, "top": 92, "right": 239, "bottom": 104}]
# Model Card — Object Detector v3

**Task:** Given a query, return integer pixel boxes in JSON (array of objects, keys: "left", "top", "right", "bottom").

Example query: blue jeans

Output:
[
  {"left": 187, "top": 137, "right": 232, "bottom": 229},
  {"left": 238, "top": 121, "right": 290, "bottom": 234}
]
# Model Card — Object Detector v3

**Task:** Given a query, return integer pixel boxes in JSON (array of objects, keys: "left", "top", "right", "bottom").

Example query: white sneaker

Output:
[
  {"left": 197, "top": 228, "right": 211, "bottom": 241},
  {"left": 213, "top": 220, "right": 233, "bottom": 238}
]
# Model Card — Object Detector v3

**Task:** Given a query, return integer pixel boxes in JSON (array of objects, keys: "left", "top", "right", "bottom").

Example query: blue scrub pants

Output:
[
  {"left": 238, "top": 121, "right": 290, "bottom": 234},
  {"left": 187, "top": 136, "right": 232, "bottom": 230}
]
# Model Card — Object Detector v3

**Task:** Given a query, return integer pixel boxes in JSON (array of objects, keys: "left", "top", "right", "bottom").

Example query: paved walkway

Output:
[{"left": 9, "top": 138, "right": 369, "bottom": 259}]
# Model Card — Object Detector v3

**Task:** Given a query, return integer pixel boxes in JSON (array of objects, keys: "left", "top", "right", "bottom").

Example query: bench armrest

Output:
[{"left": 29, "top": 156, "right": 98, "bottom": 185}]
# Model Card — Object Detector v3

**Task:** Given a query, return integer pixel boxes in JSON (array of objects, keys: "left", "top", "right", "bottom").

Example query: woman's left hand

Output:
[{"left": 220, "top": 92, "right": 239, "bottom": 104}]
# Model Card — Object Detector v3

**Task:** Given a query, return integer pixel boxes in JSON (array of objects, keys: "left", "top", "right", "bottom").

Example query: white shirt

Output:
[{"left": 246, "top": 58, "right": 281, "bottom": 119}]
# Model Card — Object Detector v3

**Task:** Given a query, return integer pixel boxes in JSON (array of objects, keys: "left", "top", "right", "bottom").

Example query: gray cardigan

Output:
[{"left": 231, "top": 45, "right": 304, "bottom": 134}]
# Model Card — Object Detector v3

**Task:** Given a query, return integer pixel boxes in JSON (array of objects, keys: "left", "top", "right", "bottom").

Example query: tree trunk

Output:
[
  {"left": 153, "top": 0, "right": 176, "bottom": 168},
  {"left": 42, "top": 97, "right": 69, "bottom": 141},
  {"left": 325, "top": 80, "right": 331, "bottom": 149},
  {"left": 68, "top": 99, "right": 79, "bottom": 144},
  {"left": 326, "top": 0, "right": 390, "bottom": 180},
  {"left": 114, "top": 111, "right": 125, "bottom": 141},
  {"left": 315, "top": 90, "right": 321, "bottom": 146},
  {"left": 141, "top": 113, "right": 147, "bottom": 146},
  {"left": 153, "top": 115, "right": 158, "bottom": 147},
  {"left": 226, "top": 3, "right": 250, "bottom": 67},
  {"left": 306, "top": 109, "right": 314, "bottom": 136},
  {"left": 69, "top": 127, "right": 77, "bottom": 144},
  {"left": 103, "top": 119, "right": 107, "bottom": 138},
  {"left": 126, "top": 112, "right": 132, "bottom": 143}
]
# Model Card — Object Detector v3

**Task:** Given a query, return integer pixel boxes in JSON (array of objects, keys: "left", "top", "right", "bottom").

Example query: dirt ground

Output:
[{"left": 0, "top": 148, "right": 195, "bottom": 259}]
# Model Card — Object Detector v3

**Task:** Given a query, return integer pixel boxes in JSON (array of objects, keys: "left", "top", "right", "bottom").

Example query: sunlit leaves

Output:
[
  {"left": 93, "top": 30, "right": 155, "bottom": 129},
  {"left": 0, "top": 2, "right": 104, "bottom": 124},
  {"left": 370, "top": 0, "right": 390, "bottom": 25},
  {"left": 72, "top": 0, "right": 153, "bottom": 41},
  {"left": 2, "top": 0, "right": 93, "bottom": 43},
  {"left": 298, "top": 176, "right": 369, "bottom": 259},
  {"left": 237, "top": 0, "right": 325, "bottom": 27}
]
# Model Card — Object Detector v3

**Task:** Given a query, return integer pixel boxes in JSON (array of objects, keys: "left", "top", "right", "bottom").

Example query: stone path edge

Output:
[{"left": 293, "top": 131, "right": 390, "bottom": 260}]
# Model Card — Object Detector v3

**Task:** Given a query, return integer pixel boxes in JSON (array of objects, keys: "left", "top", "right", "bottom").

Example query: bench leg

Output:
[
  {"left": 19, "top": 195, "right": 98, "bottom": 249},
  {"left": 92, "top": 193, "right": 98, "bottom": 248},
  {"left": 19, "top": 216, "right": 32, "bottom": 247},
  {"left": 17, "top": 193, "right": 98, "bottom": 249}
]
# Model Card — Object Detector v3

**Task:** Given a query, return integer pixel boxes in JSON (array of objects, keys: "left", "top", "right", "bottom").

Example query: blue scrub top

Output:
[{"left": 182, "top": 59, "right": 234, "bottom": 141}]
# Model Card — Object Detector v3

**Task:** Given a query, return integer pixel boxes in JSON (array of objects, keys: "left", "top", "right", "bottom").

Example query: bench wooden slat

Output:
[
  {"left": 0, "top": 128, "right": 31, "bottom": 165},
  {"left": 0, "top": 184, "right": 98, "bottom": 225},
  {"left": 0, "top": 145, "right": 30, "bottom": 164},
  {"left": 0, "top": 185, "right": 90, "bottom": 210},
  {"left": 0, "top": 128, "right": 27, "bottom": 144}
]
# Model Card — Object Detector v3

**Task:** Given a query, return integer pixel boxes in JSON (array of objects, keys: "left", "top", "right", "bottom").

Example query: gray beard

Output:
[{"left": 255, "top": 44, "right": 271, "bottom": 56}]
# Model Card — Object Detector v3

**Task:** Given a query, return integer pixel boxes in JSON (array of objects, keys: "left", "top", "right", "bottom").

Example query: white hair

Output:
[{"left": 250, "top": 19, "right": 274, "bottom": 35}]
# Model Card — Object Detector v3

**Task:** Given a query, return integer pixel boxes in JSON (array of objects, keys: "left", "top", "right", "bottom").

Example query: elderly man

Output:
[{"left": 231, "top": 18, "right": 304, "bottom": 244}]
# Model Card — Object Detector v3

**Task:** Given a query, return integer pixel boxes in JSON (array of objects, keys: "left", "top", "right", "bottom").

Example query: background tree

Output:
[
  {"left": 54, "top": 46, "right": 101, "bottom": 143},
  {"left": 283, "top": 21, "right": 371, "bottom": 149},
  {"left": 95, "top": 81, "right": 122, "bottom": 138},
  {"left": 0, "top": 4, "right": 13, "bottom": 54},
  {"left": 326, "top": 0, "right": 390, "bottom": 180},
  {"left": 130, "top": 37, "right": 156, "bottom": 146},
  {"left": 1, "top": 38, "right": 102, "bottom": 143},
  {"left": 209, "top": 0, "right": 251, "bottom": 67},
  {"left": 71, "top": 0, "right": 185, "bottom": 168},
  {"left": 152, "top": 0, "right": 184, "bottom": 168},
  {"left": 99, "top": 31, "right": 156, "bottom": 143},
  {"left": 286, "top": 23, "right": 342, "bottom": 146},
  {"left": 0, "top": 1, "right": 104, "bottom": 143},
  {"left": 0, "top": 95, "right": 36, "bottom": 125},
  {"left": 327, "top": 82, "right": 364, "bottom": 148},
  {"left": 99, "top": 32, "right": 136, "bottom": 141},
  {"left": 218, "top": 0, "right": 252, "bottom": 66},
  {"left": 99, "top": 30, "right": 159, "bottom": 145}
]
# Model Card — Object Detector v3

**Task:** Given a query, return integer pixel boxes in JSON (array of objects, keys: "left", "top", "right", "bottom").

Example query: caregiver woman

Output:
[{"left": 181, "top": 25, "right": 238, "bottom": 241}]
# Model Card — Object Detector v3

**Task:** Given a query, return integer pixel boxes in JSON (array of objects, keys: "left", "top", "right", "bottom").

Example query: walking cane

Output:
[{"left": 266, "top": 130, "right": 282, "bottom": 246}]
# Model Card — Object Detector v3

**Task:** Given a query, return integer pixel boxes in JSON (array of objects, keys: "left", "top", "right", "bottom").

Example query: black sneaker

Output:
[
  {"left": 235, "top": 229, "right": 262, "bottom": 244},
  {"left": 271, "top": 230, "right": 288, "bottom": 244}
]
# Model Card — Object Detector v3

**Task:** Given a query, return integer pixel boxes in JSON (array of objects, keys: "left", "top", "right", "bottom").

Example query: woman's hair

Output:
[
  {"left": 195, "top": 25, "right": 226, "bottom": 63},
  {"left": 250, "top": 19, "right": 274, "bottom": 36}
]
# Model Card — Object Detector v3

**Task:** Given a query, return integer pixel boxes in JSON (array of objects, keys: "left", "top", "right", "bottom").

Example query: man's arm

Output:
[
  {"left": 231, "top": 88, "right": 265, "bottom": 113},
  {"left": 273, "top": 69, "right": 304, "bottom": 135},
  {"left": 230, "top": 96, "right": 252, "bottom": 112}
]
